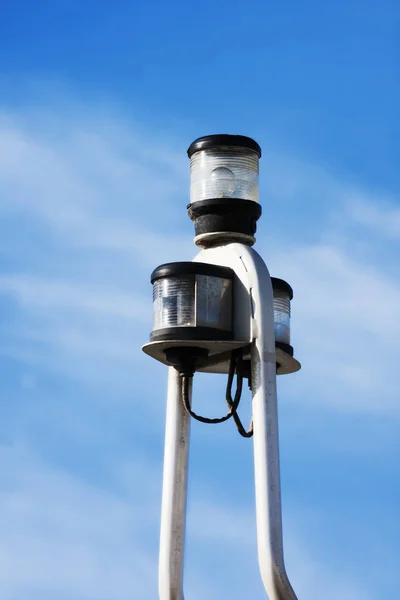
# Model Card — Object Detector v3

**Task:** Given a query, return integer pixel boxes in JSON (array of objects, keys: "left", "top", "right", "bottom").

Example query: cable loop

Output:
[{"left": 180, "top": 349, "right": 253, "bottom": 438}]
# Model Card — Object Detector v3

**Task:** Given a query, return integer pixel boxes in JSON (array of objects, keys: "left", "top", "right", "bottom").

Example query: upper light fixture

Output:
[{"left": 187, "top": 134, "right": 262, "bottom": 247}]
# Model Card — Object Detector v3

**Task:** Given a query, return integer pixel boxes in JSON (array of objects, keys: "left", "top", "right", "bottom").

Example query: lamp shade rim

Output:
[
  {"left": 187, "top": 134, "right": 262, "bottom": 158},
  {"left": 151, "top": 261, "right": 234, "bottom": 284},
  {"left": 271, "top": 277, "right": 293, "bottom": 300}
]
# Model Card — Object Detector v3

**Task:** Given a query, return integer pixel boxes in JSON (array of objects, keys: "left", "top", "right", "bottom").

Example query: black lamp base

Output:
[
  {"left": 187, "top": 198, "right": 262, "bottom": 248},
  {"left": 164, "top": 347, "right": 209, "bottom": 375}
]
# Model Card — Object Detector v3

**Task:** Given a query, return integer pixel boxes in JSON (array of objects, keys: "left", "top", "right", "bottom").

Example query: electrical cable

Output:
[{"left": 180, "top": 348, "right": 253, "bottom": 438}]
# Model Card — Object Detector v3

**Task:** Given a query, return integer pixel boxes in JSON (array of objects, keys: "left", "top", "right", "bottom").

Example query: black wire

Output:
[
  {"left": 225, "top": 350, "right": 253, "bottom": 438},
  {"left": 181, "top": 370, "right": 240, "bottom": 425},
  {"left": 180, "top": 348, "right": 253, "bottom": 438}
]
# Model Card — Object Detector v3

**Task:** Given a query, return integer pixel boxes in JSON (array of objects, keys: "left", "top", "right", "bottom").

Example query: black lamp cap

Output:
[
  {"left": 187, "top": 134, "right": 262, "bottom": 159},
  {"left": 271, "top": 277, "right": 293, "bottom": 300},
  {"left": 151, "top": 261, "right": 234, "bottom": 284}
]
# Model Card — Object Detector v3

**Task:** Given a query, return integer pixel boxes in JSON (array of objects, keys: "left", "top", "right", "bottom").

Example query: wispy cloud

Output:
[
  {"left": 0, "top": 275, "right": 148, "bottom": 319},
  {"left": 2, "top": 104, "right": 399, "bottom": 412},
  {"left": 0, "top": 107, "right": 193, "bottom": 390},
  {"left": 0, "top": 97, "right": 398, "bottom": 599},
  {"left": 267, "top": 241, "right": 400, "bottom": 412},
  {"left": 0, "top": 443, "right": 374, "bottom": 600},
  {"left": 346, "top": 194, "right": 400, "bottom": 239}
]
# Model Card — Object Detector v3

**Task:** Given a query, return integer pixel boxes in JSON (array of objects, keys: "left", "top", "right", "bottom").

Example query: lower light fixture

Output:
[
  {"left": 149, "top": 261, "right": 235, "bottom": 373},
  {"left": 272, "top": 277, "right": 300, "bottom": 375}
]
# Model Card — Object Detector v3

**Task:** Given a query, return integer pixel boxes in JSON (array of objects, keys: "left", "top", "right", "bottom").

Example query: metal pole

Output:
[
  {"left": 193, "top": 243, "right": 298, "bottom": 599},
  {"left": 248, "top": 248, "right": 298, "bottom": 600},
  {"left": 159, "top": 367, "right": 192, "bottom": 600},
  {"left": 251, "top": 351, "right": 297, "bottom": 599}
]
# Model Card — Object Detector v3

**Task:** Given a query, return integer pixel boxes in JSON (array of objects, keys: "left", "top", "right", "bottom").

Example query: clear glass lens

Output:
[
  {"left": 196, "top": 275, "right": 232, "bottom": 331},
  {"left": 152, "top": 274, "right": 233, "bottom": 333},
  {"left": 190, "top": 147, "right": 259, "bottom": 203},
  {"left": 153, "top": 276, "right": 195, "bottom": 330},
  {"left": 273, "top": 291, "right": 291, "bottom": 345},
  {"left": 210, "top": 166, "right": 236, "bottom": 197}
]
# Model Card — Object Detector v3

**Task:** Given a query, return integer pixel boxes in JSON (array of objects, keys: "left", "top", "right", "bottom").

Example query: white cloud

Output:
[
  {"left": 0, "top": 108, "right": 191, "bottom": 260},
  {"left": 345, "top": 194, "right": 400, "bottom": 239},
  {"left": 285, "top": 535, "right": 371, "bottom": 600},
  {"left": 0, "top": 97, "right": 398, "bottom": 599},
  {"left": 0, "top": 274, "right": 151, "bottom": 389},
  {"left": 264, "top": 241, "right": 400, "bottom": 413},
  {"left": 0, "top": 275, "right": 148, "bottom": 319},
  {"left": 0, "top": 443, "right": 372, "bottom": 600},
  {"left": 0, "top": 444, "right": 158, "bottom": 600},
  {"left": 0, "top": 107, "right": 195, "bottom": 390},
  {"left": 1, "top": 104, "right": 400, "bottom": 412}
]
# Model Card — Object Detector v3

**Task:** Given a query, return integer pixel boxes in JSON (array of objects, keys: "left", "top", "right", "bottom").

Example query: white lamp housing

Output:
[{"left": 187, "top": 134, "right": 262, "bottom": 248}]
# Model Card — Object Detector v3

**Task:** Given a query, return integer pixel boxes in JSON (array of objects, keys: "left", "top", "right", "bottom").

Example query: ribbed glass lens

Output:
[
  {"left": 190, "top": 147, "right": 259, "bottom": 203},
  {"left": 153, "top": 276, "right": 195, "bottom": 330},
  {"left": 152, "top": 274, "right": 233, "bottom": 333},
  {"left": 273, "top": 290, "right": 291, "bottom": 345},
  {"left": 196, "top": 275, "right": 232, "bottom": 331}
]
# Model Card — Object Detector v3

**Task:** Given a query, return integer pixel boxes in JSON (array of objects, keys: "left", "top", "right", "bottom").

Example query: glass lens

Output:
[
  {"left": 273, "top": 291, "right": 291, "bottom": 345},
  {"left": 195, "top": 275, "right": 232, "bottom": 331},
  {"left": 190, "top": 147, "right": 259, "bottom": 204},
  {"left": 153, "top": 276, "right": 195, "bottom": 330}
]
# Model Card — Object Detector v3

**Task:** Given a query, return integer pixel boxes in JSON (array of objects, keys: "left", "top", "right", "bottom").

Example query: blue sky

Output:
[{"left": 0, "top": 0, "right": 399, "bottom": 598}]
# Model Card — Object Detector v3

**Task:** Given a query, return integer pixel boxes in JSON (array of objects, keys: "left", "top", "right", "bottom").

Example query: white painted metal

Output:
[
  {"left": 159, "top": 367, "right": 191, "bottom": 600},
  {"left": 157, "top": 242, "right": 298, "bottom": 599},
  {"left": 194, "top": 243, "right": 298, "bottom": 599},
  {"left": 247, "top": 249, "right": 298, "bottom": 600},
  {"left": 142, "top": 340, "right": 300, "bottom": 376},
  {"left": 142, "top": 339, "right": 250, "bottom": 370}
]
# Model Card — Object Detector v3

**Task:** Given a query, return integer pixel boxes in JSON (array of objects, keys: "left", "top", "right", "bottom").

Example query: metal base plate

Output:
[
  {"left": 142, "top": 340, "right": 249, "bottom": 370},
  {"left": 142, "top": 340, "right": 301, "bottom": 375},
  {"left": 275, "top": 347, "right": 301, "bottom": 375}
]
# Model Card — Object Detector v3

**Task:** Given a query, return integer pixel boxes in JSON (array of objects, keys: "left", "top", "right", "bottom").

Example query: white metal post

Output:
[
  {"left": 159, "top": 367, "right": 192, "bottom": 600},
  {"left": 155, "top": 243, "right": 298, "bottom": 599},
  {"left": 247, "top": 249, "right": 298, "bottom": 600},
  {"left": 194, "top": 243, "right": 298, "bottom": 599},
  {"left": 147, "top": 132, "right": 300, "bottom": 599}
]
